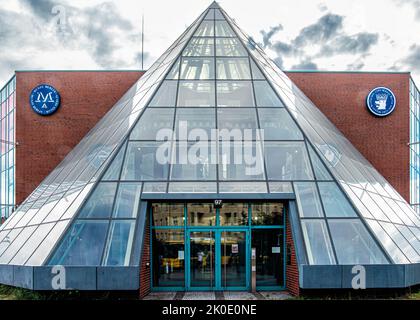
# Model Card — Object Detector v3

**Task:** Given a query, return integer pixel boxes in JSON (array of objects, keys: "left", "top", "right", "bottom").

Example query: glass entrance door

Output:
[
  {"left": 189, "top": 231, "right": 215, "bottom": 288},
  {"left": 187, "top": 229, "right": 248, "bottom": 290}
]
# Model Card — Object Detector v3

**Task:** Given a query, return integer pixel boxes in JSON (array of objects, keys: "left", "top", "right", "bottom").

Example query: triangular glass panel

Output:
[
  {"left": 194, "top": 21, "right": 214, "bottom": 37},
  {"left": 253, "top": 81, "right": 284, "bottom": 107},
  {"left": 130, "top": 108, "right": 175, "bottom": 140},
  {"left": 165, "top": 58, "right": 180, "bottom": 79},
  {"left": 204, "top": 9, "right": 215, "bottom": 20},
  {"left": 78, "top": 182, "right": 118, "bottom": 218},
  {"left": 307, "top": 143, "right": 333, "bottom": 180},
  {"left": 102, "top": 141, "right": 127, "bottom": 181},
  {"left": 250, "top": 59, "right": 265, "bottom": 79},
  {"left": 148, "top": 80, "right": 177, "bottom": 106},
  {"left": 215, "top": 9, "right": 225, "bottom": 20}
]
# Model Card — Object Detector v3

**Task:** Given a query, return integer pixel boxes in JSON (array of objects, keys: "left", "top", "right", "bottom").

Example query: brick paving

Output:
[{"left": 142, "top": 291, "right": 292, "bottom": 300}]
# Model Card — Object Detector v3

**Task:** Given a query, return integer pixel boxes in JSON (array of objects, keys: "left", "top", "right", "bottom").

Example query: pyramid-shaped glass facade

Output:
[{"left": 0, "top": 2, "right": 419, "bottom": 269}]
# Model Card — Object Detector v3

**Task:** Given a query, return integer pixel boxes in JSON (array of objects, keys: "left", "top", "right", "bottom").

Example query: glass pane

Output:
[
  {"left": 166, "top": 58, "right": 180, "bottom": 79},
  {"left": 204, "top": 9, "right": 214, "bottom": 20},
  {"left": 152, "top": 203, "right": 184, "bottom": 227},
  {"left": 183, "top": 38, "right": 214, "bottom": 56},
  {"left": 152, "top": 229, "right": 185, "bottom": 287},
  {"left": 113, "top": 182, "right": 142, "bottom": 218},
  {"left": 142, "top": 182, "right": 167, "bottom": 193},
  {"left": 252, "top": 202, "right": 284, "bottom": 225},
  {"left": 49, "top": 220, "right": 109, "bottom": 266},
  {"left": 217, "top": 81, "right": 254, "bottom": 107},
  {"left": 215, "top": 21, "right": 235, "bottom": 36},
  {"left": 216, "top": 38, "right": 247, "bottom": 56},
  {"left": 188, "top": 203, "right": 215, "bottom": 226},
  {"left": 180, "top": 58, "right": 215, "bottom": 80},
  {"left": 318, "top": 182, "right": 357, "bottom": 217},
  {"left": 148, "top": 81, "right": 178, "bottom": 107},
  {"left": 328, "top": 219, "right": 389, "bottom": 264},
  {"left": 219, "top": 203, "right": 248, "bottom": 226},
  {"left": 258, "top": 108, "right": 303, "bottom": 140},
  {"left": 221, "top": 231, "right": 247, "bottom": 287},
  {"left": 78, "top": 182, "right": 117, "bottom": 218},
  {"left": 219, "top": 141, "right": 265, "bottom": 180},
  {"left": 190, "top": 231, "right": 215, "bottom": 287},
  {"left": 216, "top": 58, "right": 251, "bottom": 79},
  {"left": 168, "top": 182, "right": 217, "bottom": 193},
  {"left": 294, "top": 182, "right": 324, "bottom": 218},
  {"left": 175, "top": 108, "right": 216, "bottom": 140},
  {"left": 219, "top": 182, "right": 267, "bottom": 193},
  {"left": 170, "top": 142, "right": 217, "bottom": 180},
  {"left": 269, "top": 182, "right": 293, "bottom": 193},
  {"left": 301, "top": 220, "right": 336, "bottom": 265},
  {"left": 102, "top": 142, "right": 127, "bottom": 181},
  {"left": 254, "top": 81, "right": 284, "bottom": 107},
  {"left": 103, "top": 220, "right": 136, "bottom": 266},
  {"left": 130, "top": 108, "right": 174, "bottom": 140},
  {"left": 264, "top": 142, "right": 314, "bottom": 180},
  {"left": 194, "top": 21, "right": 214, "bottom": 36},
  {"left": 217, "top": 108, "right": 258, "bottom": 139},
  {"left": 250, "top": 59, "right": 265, "bottom": 79},
  {"left": 307, "top": 144, "right": 333, "bottom": 180},
  {"left": 121, "top": 142, "right": 171, "bottom": 181},
  {"left": 178, "top": 81, "right": 215, "bottom": 107},
  {"left": 214, "top": 9, "right": 224, "bottom": 20},
  {"left": 252, "top": 229, "right": 284, "bottom": 287}
]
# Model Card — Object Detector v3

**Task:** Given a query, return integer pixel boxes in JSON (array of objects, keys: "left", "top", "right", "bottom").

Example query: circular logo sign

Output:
[
  {"left": 366, "top": 87, "right": 396, "bottom": 117},
  {"left": 29, "top": 84, "right": 61, "bottom": 115}
]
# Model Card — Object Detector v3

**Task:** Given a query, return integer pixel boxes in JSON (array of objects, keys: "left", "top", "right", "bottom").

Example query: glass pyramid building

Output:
[{"left": 0, "top": 2, "right": 419, "bottom": 291}]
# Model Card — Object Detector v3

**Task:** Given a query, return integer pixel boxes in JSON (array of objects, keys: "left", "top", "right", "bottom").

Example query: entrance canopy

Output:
[{"left": 0, "top": 2, "right": 419, "bottom": 289}]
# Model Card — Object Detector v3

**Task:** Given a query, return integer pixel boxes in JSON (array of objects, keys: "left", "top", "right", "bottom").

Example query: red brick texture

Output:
[
  {"left": 15, "top": 71, "right": 143, "bottom": 205},
  {"left": 286, "top": 213, "right": 300, "bottom": 296},
  {"left": 285, "top": 72, "right": 411, "bottom": 202},
  {"left": 139, "top": 216, "right": 151, "bottom": 299}
]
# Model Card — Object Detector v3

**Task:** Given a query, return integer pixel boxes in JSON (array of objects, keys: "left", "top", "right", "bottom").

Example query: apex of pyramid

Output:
[{"left": 209, "top": 1, "right": 221, "bottom": 9}]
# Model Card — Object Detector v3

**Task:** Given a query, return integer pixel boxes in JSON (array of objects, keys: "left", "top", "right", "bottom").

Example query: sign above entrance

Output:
[
  {"left": 214, "top": 199, "right": 223, "bottom": 208},
  {"left": 29, "top": 84, "right": 61, "bottom": 116},
  {"left": 366, "top": 86, "right": 396, "bottom": 117}
]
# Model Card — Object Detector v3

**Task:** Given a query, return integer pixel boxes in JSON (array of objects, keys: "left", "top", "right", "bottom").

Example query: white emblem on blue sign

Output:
[
  {"left": 29, "top": 84, "right": 61, "bottom": 116},
  {"left": 366, "top": 87, "right": 396, "bottom": 117}
]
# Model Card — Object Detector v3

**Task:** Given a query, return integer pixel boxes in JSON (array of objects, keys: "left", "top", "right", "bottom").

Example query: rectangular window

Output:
[
  {"left": 103, "top": 220, "right": 136, "bottom": 266},
  {"left": 180, "top": 58, "right": 215, "bottom": 80},
  {"left": 294, "top": 182, "right": 324, "bottom": 218},
  {"left": 219, "top": 202, "right": 248, "bottom": 226},
  {"left": 216, "top": 81, "right": 254, "bottom": 107},
  {"left": 216, "top": 58, "right": 251, "bottom": 79},
  {"left": 188, "top": 203, "right": 216, "bottom": 226},
  {"left": 215, "top": 38, "right": 247, "bottom": 56},
  {"left": 175, "top": 108, "right": 216, "bottom": 140},
  {"left": 251, "top": 203, "right": 283, "bottom": 225},
  {"left": 152, "top": 203, "right": 184, "bottom": 227},
  {"left": 301, "top": 220, "right": 336, "bottom": 265},
  {"left": 178, "top": 81, "right": 216, "bottom": 107}
]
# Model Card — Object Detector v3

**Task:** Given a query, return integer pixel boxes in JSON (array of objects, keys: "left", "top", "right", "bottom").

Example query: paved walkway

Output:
[{"left": 143, "top": 291, "right": 292, "bottom": 300}]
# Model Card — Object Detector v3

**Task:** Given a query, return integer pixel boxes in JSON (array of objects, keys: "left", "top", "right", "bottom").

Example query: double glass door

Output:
[{"left": 188, "top": 229, "right": 248, "bottom": 290}]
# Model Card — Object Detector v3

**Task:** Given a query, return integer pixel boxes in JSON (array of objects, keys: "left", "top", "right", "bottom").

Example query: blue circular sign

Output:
[
  {"left": 29, "top": 84, "right": 61, "bottom": 115},
  {"left": 366, "top": 86, "right": 396, "bottom": 117}
]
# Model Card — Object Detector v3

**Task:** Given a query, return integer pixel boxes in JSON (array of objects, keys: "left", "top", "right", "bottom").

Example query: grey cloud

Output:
[
  {"left": 291, "top": 60, "right": 318, "bottom": 70},
  {"left": 403, "top": 45, "right": 420, "bottom": 71},
  {"left": 21, "top": 0, "right": 57, "bottom": 20},
  {"left": 272, "top": 41, "right": 295, "bottom": 56},
  {"left": 293, "top": 14, "right": 343, "bottom": 47},
  {"left": 260, "top": 24, "right": 283, "bottom": 48},
  {"left": 321, "top": 33, "right": 379, "bottom": 57}
]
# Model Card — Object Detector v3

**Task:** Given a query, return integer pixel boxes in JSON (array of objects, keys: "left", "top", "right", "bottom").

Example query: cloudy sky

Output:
[{"left": 0, "top": 0, "right": 420, "bottom": 86}]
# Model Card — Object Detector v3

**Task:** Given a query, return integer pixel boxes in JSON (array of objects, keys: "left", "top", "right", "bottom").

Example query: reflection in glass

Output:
[
  {"left": 264, "top": 142, "right": 314, "bottom": 180},
  {"left": 216, "top": 58, "right": 251, "bottom": 79},
  {"left": 190, "top": 231, "right": 215, "bottom": 287},
  {"left": 301, "top": 220, "right": 336, "bottom": 265},
  {"left": 103, "top": 220, "right": 136, "bottom": 266},
  {"left": 188, "top": 203, "right": 215, "bottom": 226},
  {"left": 113, "top": 182, "right": 142, "bottom": 218},
  {"left": 217, "top": 81, "right": 254, "bottom": 107},
  {"left": 49, "top": 220, "right": 109, "bottom": 266},
  {"left": 180, "top": 58, "right": 215, "bottom": 80},
  {"left": 220, "top": 203, "right": 248, "bottom": 225},
  {"left": 130, "top": 108, "right": 174, "bottom": 140},
  {"left": 221, "top": 231, "right": 246, "bottom": 287},
  {"left": 217, "top": 108, "right": 258, "bottom": 138},
  {"left": 307, "top": 145, "right": 333, "bottom": 180},
  {"left": 318, "top": 182, "right": 357, "bottom": 217},
  {"left": 152, "top": 203, "right": 184, "bottom": 227},
  {"left": 175, "top": 108, "right": 216, "bottom": 140},
  {"left": 294, "top": 182, "right": 324, "bottom": 218},
  {"left": 215, "top": 21, "right": 235, "bottom": 36},
  {"left": 183, "top": 38, "right": 214, "bottom": 56},
  {"left": 219, "top": 182, "right": 267, "bottom": 193},
  {"left": 258, "top": 108, "right": 303, "bottom": 140},
  {"left": 252, "top": 203, "right": 283, "bottom": 225},
  {"left": 102, "top": 143, "right": 127, "bottom": 180},
  {"left": 216, "top": 38, "right": 247, "bottom": 56},
  {"left": 121, "top": 142, "right": 170, "bottom": 181},
  {"left": 195, "top": 21, "right": 214, "bottom": 36},
  {"left": 78, "top": 182, "right": 117, "bottom": 218},
  {"left": 328, "top": 219, "right": 389, "bottom": 264},
  {"left": 148, "top": 81, "right": 178, "bottom": 107},
  {"left": 252, "top": 229, "right": 284, "bottom": 287},
  {"left": 152, "top": 229, "right": 185, "bottom": 287},
  {"left": 178, "top": 81, "right": 215, "bottom": 107},
  {"left": 254, "top": 81, "right": 284, "bottom": 107}
]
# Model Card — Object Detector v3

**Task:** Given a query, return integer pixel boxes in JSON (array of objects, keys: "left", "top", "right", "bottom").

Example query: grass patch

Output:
[{"left": 0, "top": 285, "right": 44, "bottom": 300}]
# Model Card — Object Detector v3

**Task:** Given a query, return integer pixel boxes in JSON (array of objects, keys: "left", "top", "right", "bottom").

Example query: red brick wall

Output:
[
  {"left": 15, "top": 71, "right": 143, "bottom": 205},
  {"left": 139, "top": 216, "right": 151, "bottom": 299},
  {"left": 286, "top": 213, "right": 300, "bottom": 296},
  {"left": 285, "top": 72, "right": 411, "bottom": 202}
]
